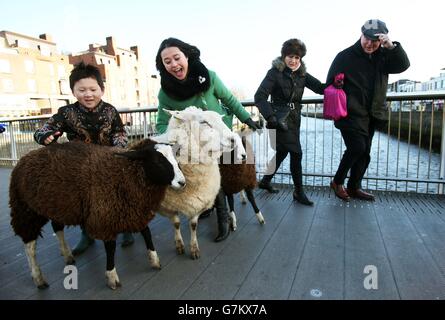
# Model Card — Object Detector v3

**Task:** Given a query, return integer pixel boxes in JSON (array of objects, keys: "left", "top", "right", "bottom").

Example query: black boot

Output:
[
  {"left": 258, "top": 175, "right": 279, "bottom": 193},
  {"left": 72, "top": 228, "right": 95, "bottom": 256},
  {"left": 214, "top": 189, "right": 230, "bottom": 242},
  {"left": 293, "top": 186, "right": 314, "bottom": 206},
  {"left": 121, "top": 232, "right": 134, "bottom": 247},
  {"left": 199, "top": 207, "right": 213, "bottom": 220}
]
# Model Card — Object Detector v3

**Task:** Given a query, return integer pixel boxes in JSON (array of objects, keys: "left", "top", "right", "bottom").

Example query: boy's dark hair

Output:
[
  {"left": 69, "top": 62, "right": 105, "bottom": 91},
  {"left": 281, "top": 38, "right": 307, "bottom": 59},
  {"left": 155, "top": 37, "right": 201, "bottom": 72}
]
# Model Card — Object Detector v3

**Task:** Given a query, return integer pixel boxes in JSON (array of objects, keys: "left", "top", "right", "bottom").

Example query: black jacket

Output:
[
  {"left": 255, "top": 58, "right": 325, "bottom": 153},
  {"left": 326, "top": 40, "right": 410, "bottom": 135},
  {"left": 34, "top": 101, "right": 128, "bottom": 147}
]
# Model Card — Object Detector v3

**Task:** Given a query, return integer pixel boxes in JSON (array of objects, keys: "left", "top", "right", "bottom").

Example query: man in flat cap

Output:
[{"left": 327, "top": 19, "right": 410, "bottom": 201}]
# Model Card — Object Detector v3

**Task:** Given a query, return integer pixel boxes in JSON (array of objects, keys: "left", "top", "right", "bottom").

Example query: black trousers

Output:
[
  {"left": 334, "top": 123, "right": 376, "bottom": 190},
  {"left": 263, "top": 150, "right": 303, "bottom": 187}
]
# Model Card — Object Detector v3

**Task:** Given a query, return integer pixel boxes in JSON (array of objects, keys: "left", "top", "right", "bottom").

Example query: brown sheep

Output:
[
  {"left": 9, "top": 139, "right": 185, "bottom": 289},
  {"left": 201, "top": 126, "right": 266, "bottom": 231},
  {"left": 218, "top": 127, "right": 265, "bottom": 231}
]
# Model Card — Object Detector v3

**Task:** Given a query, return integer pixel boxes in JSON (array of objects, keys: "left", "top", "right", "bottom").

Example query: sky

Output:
[{"left": 2, "top": 0, "right": 445, "bottom": 98}]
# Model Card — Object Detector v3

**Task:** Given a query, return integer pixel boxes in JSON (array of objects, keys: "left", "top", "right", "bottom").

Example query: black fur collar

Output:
[
  {"left": 160, "top": 60, "right": 210, "bottom": 101},
  {"left": 272, "top": 57, "right": 307, "bottom": 76}
]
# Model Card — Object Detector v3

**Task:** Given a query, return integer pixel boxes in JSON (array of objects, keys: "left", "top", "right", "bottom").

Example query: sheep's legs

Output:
[
  {"left": 51, "top": 221, "right": 75, "bottom": 265},
  {"left": 227, "top": 194, "right": 238, "bottom": 231},
  {"left": 140, "top": 226, "right": 161, "bottom": 269},
  {"left": 189, "top": 215, "right": 200, "bottom": 260},
  {"left": 245, "top": 189, "right": 265, "bottom": 225},
  {"left": 170, "top": 214, "right": 185, "bottom": 255},
  {"left": 24, "top": 240, "right": 48, "bottom": 289},
  {"left": 104, "top": 240, "right": 121, "bottom": 290},
  {"left": 239, "top": 190, "right": 248, "bottom": 204}
]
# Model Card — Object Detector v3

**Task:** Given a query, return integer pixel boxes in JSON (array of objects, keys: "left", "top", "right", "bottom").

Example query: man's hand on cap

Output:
[{"left": 375, "top": 33, "right": 395, "bottom": 49}]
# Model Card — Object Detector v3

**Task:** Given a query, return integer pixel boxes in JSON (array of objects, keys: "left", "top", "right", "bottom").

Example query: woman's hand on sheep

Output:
[{"left": 44, "top": 131, "right": 61, "bottom": 145}]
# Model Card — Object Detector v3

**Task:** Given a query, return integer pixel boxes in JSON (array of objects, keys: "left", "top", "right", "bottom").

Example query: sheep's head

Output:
[
  {"left": 117, "top": 142, "right": 186, "bottom": 190},
  {"left": 161, "top": 107, "right": 246, "bottom": 164}
]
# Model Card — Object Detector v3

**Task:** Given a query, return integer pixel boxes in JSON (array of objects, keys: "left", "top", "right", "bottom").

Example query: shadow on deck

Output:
[{"left": 0, "top": 167, "right": 444, "bottom": 300}]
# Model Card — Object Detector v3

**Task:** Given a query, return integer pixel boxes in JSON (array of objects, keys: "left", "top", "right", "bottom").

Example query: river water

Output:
[{"left": 251, "top": 117, "right": 442, "bottom": 194}]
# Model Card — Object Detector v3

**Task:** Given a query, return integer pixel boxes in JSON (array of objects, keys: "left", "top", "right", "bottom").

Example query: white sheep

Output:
[{"left": 153, "top": 107, "right": 246, "bottom": 259}]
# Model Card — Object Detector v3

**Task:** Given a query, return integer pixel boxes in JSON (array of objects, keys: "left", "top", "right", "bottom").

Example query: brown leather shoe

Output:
[
  {"left": 346, "top": 188, "right": 375, "bottom": 201},
  {"left": 330, "top": 181, "right": 350, "bottom": 201}
]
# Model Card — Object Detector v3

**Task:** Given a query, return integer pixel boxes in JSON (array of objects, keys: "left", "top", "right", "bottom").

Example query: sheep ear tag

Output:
[
  {"left": 198, "top": 76, "right": 206, "bottom": 84},
  {"left": 172, "top": 111, "right": 186, "bottom": 122},
  {"left": 164, "top": 109, "right": 182, "bottom": 121}
]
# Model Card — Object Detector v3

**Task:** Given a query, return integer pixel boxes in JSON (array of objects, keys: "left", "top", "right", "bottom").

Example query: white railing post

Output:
[
  {"left": 439, "top": 109, "right": 445, "bottom": 194},
  {"left": 143, "top": 111, "right": 148, "bottom": 138},
  {"left": 9, "top": 122, "right": 18, "bottom": 166}
]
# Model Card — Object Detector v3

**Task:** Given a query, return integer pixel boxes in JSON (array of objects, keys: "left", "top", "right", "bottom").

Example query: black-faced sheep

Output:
[
  {"left": 9, "top": 139, "right": 185, "bottom": 290},
  {"left": 218, "top": 126, "right": 265, "bottom": 231},
  {"left": 153, "top": 107, "right": 246, "bottom": 259}
]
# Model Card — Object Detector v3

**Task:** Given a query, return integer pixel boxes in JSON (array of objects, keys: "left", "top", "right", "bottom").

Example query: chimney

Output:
[
  {"left": 89, "top": 43, "right": 99, "bottom": 52},
  {"left": 39, "top": 33, "right": 53, "bottom": 42},
  {"left": 130, "top": 46, "right": 139, "bottom": 60},
  {"left": 106, "top": 36, "right": 116, "bottom": 56}
]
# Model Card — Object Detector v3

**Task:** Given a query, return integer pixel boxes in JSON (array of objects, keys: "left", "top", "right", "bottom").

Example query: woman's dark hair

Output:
[
  {"left": 69, "top": 62, "right": 105, "bottom": 91},
  {"left": 155, "top": 37, "right": 201, "bottom": 72},
  {"left": 281, "top": 38, "right": 307, "bottom": 59}
]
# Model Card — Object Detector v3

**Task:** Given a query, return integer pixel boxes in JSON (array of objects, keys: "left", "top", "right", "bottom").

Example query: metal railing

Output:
[{"left": 1, "top": 92, "right": 444, "bottom": 194}]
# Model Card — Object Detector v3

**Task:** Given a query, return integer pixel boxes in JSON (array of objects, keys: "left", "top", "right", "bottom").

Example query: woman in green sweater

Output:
[{"left": 155, "top": 37, "right": 260, "bottom": 242}]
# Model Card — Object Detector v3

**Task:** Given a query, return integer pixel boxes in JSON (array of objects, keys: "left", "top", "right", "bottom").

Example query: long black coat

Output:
[
  {"left": 255, "top": 59, "right": 325, "bottom": 153},
  {"left": 326, "top": 40, "right": 410, "bottom": 136}
]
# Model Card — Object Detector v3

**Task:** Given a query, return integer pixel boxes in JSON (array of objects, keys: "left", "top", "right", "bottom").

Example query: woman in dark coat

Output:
[{"left": 254, "top": 38, "right": 325, "bottom": 205}]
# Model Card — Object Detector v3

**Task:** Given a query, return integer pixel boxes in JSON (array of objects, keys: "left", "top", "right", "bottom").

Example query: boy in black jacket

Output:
[{"left": 34, "top": 62, "right": 135, "bottom": 254}]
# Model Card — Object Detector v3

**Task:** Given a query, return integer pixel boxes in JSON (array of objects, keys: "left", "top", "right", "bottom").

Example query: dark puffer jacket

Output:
[
  {"left": 255, "top": 58, "right": 325, "bottom": 153},
  {"left": 326, "top": 40, "right": 410, "bottom": 136}
]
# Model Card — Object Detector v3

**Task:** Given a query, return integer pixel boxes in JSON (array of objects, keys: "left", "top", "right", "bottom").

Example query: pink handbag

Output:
[{"left": 323, "top": 73, "right": 347, "bottom": 121}]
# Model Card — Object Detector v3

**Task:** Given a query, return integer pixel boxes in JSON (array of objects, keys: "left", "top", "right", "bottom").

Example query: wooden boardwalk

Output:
[{"left": 0, "top": 167, "right": 444, "bottom": 300}]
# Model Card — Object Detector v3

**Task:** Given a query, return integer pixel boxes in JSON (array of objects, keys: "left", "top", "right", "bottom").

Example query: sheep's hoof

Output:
[
  {"left": 105, "top": 268, "right": 121, "bottom": 290},
  {"left": 34, "top": 274, "right": 49, "bottom": 289},
  {"left": 256, "top": 212, "right": 266, "bottom": 225},
  {"left": 190, "top": 250, "right": 200, "bottom": 260},
  {"left": 107, "top": 280, "right": 122, "bottom": 290},
  {"left": 148, "top": 250, "right": 161, "bottom": 269},
  {"left": 37, "top": 282, "right": 49, "bottom": 290},
  {"left": 176, "top": 243, "right": 185, "bottom": 255},
  {"left": 66, "top": 256, "right": 76, "bottom": 265},
  {"left": 229, "top": 214, "right": 237, "bottom": 232}
]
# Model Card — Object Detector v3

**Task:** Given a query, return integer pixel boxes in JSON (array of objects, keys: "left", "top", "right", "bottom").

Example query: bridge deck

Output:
[{"left": 0, "top": 168, "right": 444, "bottom": 300}]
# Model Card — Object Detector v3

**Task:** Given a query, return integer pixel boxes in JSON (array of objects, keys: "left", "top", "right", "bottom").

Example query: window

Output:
[
  {"left": 17, "top": 39, "right": 30, "bottom": 48},
  {"left": 58, "top": 65, "right": 66, "bottom": 79},
  {"left": 24, "top": 60, "right": 35, "bottom": 74},
  {"left": 28, "top": 79, "right": 37, "bottom": 92},
  {"left": 59, "top": 79, "right": 70, "bottom": 95},
  {"left": 40, "top": 46, "right": 51, "bottom": 57},
  {"left": 0, "top": 59, "right": 11, "bottom": 73},
  {"left": 2, "top": 79, "right": 14, "bottom": 92},
  {"left": 51, "top": 82, "right": 57, "bottom": 94}
]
